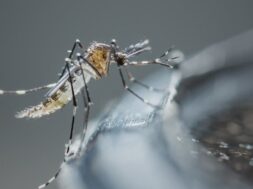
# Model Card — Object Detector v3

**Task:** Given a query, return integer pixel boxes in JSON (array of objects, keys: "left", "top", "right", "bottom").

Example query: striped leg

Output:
[
  {"left": 117, "top": 65, "right": 162, "bottom": 109},
  {"left": 60, "top": 39, "right": 84, "bottom": 78},
  {"left": 111, "top": 40, "right": 161, "bottom": 109},
  {"left": 38, "top": 66, "right": 81, "bottom": 188},
  {"left": 76, "top": 58, "right": 92, "bottom": 156},
  {"left": 125, "top": 48, "right": 181, "bottom": 68},
  {"left": 65, "top": 62, "right": 78, "bottom": 155},
  {"left": 124, "top": 67, "right": 166, "bottom": 92},
  {"left": 0, "top": 83, "right": 56, "bottom": 95},
  {"left": 38, "top": 161, "right": 64, "bottom": 189},
  {"left": 124, "top": 40, "right": 148, "bottom": 53},
  {"left": 124, "top": 39, "right": 151, "bottom": 58}
]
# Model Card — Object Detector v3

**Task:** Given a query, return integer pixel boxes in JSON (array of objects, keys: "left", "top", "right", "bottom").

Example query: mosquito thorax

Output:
[{"left": 86, "top": 42, "right": 111, "bottom": 77}]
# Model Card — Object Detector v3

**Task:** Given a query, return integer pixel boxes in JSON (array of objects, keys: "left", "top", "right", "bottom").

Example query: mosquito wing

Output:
[{"left": 16, "top": 66, "right": 90, "bottom": 119}]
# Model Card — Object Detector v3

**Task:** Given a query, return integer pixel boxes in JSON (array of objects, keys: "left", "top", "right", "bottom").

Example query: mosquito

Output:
[{"left": 0, "top": 39, "right": 183, "bottom": 188}]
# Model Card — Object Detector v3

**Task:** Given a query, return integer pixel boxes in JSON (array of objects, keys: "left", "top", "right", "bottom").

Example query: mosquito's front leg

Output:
[
  {"left": 38, "top": 163, "right": 63, "bottom": 189},
  {"left": 124, "top": 39, "right": 151, "bottom": 58},
  {"left": 125, "top": 48, "right": 184, "bottom": 68},
  {"left": 117, "top": 65, "right": 162, "bottom": 109},
  {"left": 124, "top": 67, "right": 167, "bottom": 93}
]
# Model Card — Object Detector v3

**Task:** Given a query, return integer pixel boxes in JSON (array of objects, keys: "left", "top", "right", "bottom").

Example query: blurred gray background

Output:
[{"left": 0, "top": 0, "right": 253, "bottom": 189}]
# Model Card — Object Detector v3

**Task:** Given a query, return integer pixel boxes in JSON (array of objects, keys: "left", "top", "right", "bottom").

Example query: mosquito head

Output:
[{"left": 114, "top": 51, "right": 128, "bottom": 65}]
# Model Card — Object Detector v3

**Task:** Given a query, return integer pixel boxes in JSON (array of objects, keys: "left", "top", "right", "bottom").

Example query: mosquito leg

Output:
[
  {"left": 38, "top": 61, "right": 85, "bottom": 188},
  {"left": 124, "top": 67, "right": 166, "bottom": 93},
  {"left": 80, "top": 89, "right": 90, "bottom": 136},
  {"left": 124, "top": 39, "right": 151, "bottom": 57},
  {"left": 124, "top": 40, "right": 148, "bottom": 54},
  {"left": 76, "top": 60, "right": 92, "bottom": 156},
  {"left": 65, "top": 62, "right": 78, "bottom": 155},
  {"left": 0, "top": 83, "right": 56, "bottom": 95},
  {"left": 68, "top": 39, "right": 84, "bottom": 58},
  {"left": 76, "top": 91, "right": 90, "bottom": 156},
  {"left": 125, "top": 48, "right": 180, "bottom": 68},
  {"left": 109, "top": 39, "right": 160, "bottom": 108},
  {"left": 117, "top": 65, "right": 162, "bottom": 109},
  {"left": 60, "top": 39, "right": 84, "bottom": 78},
  {"left": 37, "top": 162, "right": 63, "bottom": 189}
]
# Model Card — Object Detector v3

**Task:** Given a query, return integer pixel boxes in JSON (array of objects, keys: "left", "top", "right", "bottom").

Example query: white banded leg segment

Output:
[
  {"left": 125, "top": 48, "right": 183, "bottom": 69},
  {"left": 64, "top": 62, "right": 79, "bottom": 156},
  {"left": 59, "top": 39, "right": 84, "bottom": 79},
  {"left": 126, "top": 46, "right": 151, "bottom": 58},
  {"left": 76, "top": 102, "right": 91, "bottom": 157},
  {"left": 118, "top": 66, "right": 162, "bottom": 109},
  {"left": 0, "top": 83, "right": 56, "bottom": 95},
  {"left": 127, "top": 60, "right": 174, "bottom": 68},
  {"left": 38, "top": 163, "right": 63, "bottom": 189},
  {"left": 81, "top": 102, "right": 91, "bottom": 136},
  {"left": 65, "top": 105, "right": 78, "bottom": 156},
  {"left": 126, "top": 87, "right": 162, "bottom": 109},
  {"left": 124, "top": 68, "right": 166, "bottom": 92},
  {"left": 76, "top": 61, "right": 92, "bottom": 156},
  {"left": 124, "top": 39, "right": 150, "bottom": 55},
  {"left": 67, "top": 39, "right": 84, "bottom": 58}
]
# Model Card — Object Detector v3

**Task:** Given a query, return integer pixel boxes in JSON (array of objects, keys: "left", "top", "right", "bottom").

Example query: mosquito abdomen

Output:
[
  {"left": 15, "top": 69, "right": 90, "bottom": 119},
  {"left": 16, "top": 96, "right": 69, "bottom": 118}
]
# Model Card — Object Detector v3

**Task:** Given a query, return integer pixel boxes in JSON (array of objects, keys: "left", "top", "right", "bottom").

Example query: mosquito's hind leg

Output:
[
  {"left": 126, "top": 48, "right": 184, "bottom": 68},
  {"left": 65, "top": 62, "right": 79, "bottom": 155},
  {"left": 0, "top": 83, "right": 56, "bottom": 95},
  {"left": 76, "top": 59, "right": 92, "bottom": 156},
  {"left": 110, "top": 39, "right": 161, "bottom": 109},
  {"left": 60, "top": 39, "right": 85, "bottom": 78},
  {"left": 38, "top": 163, "right": 63, "bottom": 189},
  {"left": 124, "top": 39, "right": 151, "bottom": 58}
]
